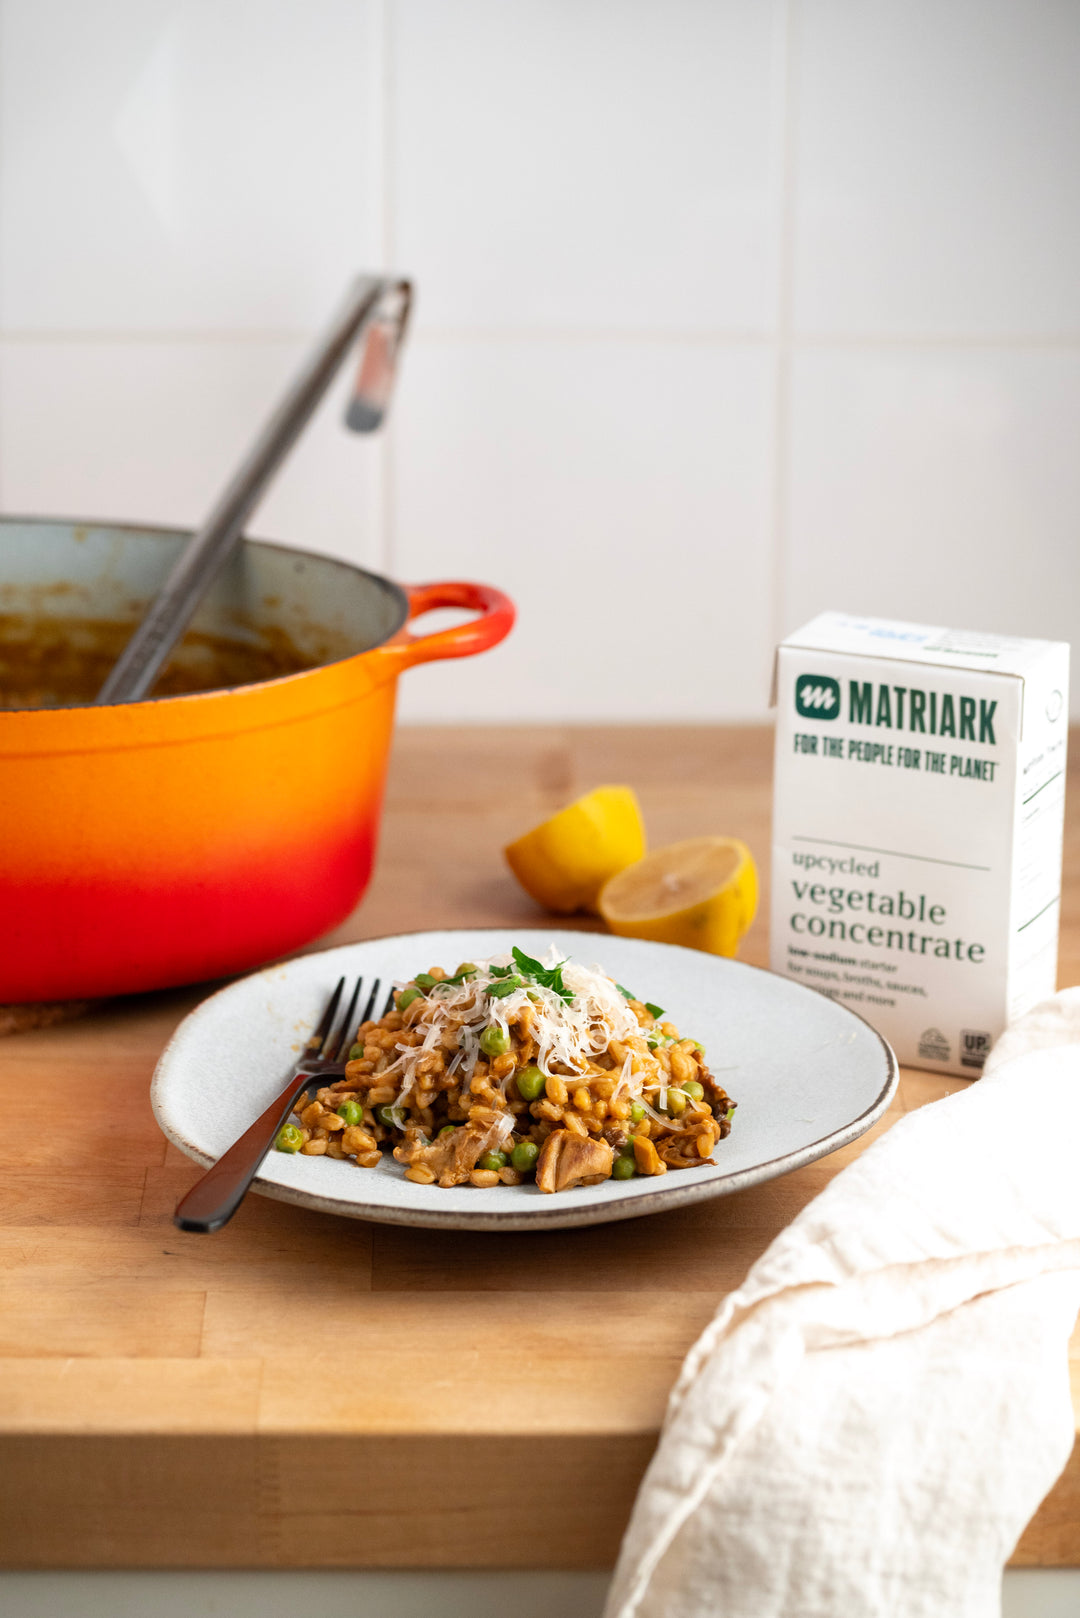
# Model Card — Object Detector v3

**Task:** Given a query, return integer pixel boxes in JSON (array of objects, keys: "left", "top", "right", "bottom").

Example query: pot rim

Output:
[{"left": 0, "top": 512, "right": 411, "bottom": 714}]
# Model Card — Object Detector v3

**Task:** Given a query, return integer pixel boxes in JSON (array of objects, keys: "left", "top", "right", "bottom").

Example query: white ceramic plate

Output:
[{"left": 152, "top": 929, "right": 897, "bottom": 1232}]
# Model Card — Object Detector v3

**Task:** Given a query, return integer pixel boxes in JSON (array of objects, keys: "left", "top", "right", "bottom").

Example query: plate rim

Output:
[{"left": 151, "top": 927, "right": 899, "bottom": 1232}]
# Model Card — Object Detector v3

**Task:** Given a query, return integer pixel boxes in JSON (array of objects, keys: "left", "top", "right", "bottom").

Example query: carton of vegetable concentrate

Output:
[{"left": 770, "top": 613, "right": 1069, "bottom": 1076}]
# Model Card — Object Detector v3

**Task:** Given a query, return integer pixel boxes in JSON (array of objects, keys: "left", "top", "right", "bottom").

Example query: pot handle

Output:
[{"left": 388, "top": 580, "right": 516, "bottom": 668}]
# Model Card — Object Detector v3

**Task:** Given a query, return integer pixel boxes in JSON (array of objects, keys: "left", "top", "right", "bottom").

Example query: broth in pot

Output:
[{"left": 0, "top": 616, "right": 319, "bottom": 710}]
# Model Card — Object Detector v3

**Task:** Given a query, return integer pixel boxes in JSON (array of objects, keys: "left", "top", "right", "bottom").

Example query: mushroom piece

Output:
[
  {"left": 394, "top": 1107, "right": 510, "bottom": 1187},
  {"left": 656, "top": 1121, "right": 720, "bottom": 1170},
  {"left": 535, "top": 1129, "right": 614, "bottom": 1194},
  {"left": 703, "top": 1074, "right": 735, "bottom": 1131}
]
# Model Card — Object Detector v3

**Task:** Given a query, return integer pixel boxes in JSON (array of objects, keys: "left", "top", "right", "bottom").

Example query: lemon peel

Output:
[{"left": 504, "top": 785, "right": 646, "bottom": 914}]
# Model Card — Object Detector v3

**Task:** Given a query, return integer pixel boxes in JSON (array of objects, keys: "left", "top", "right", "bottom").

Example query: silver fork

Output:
[{"left": 173, "top": 974, "right": 392, "bottom": 1233}]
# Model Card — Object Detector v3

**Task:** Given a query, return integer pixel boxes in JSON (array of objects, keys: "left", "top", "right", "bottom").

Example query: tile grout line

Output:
[
  {"left": 0, "top": 0, "right": 7, "bottom": 515},
  {"left": 770, "top": 0, "right": 800, "bottom": 660},
  {"left": 789, "top": 331, "right": 1080, "bottom": 349},
  {"left": 3, "top": 326, "right": 1080, "bottom": 347},
  {"left": 367, "top": 0, "right": 390, "bottom": 578},
  {"left": 380, "top": 0, "right": 398, "bottom": 581}
]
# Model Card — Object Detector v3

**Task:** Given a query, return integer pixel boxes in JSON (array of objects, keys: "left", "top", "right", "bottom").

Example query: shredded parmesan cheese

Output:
[{"left": 381, "top": 948, "right": 650, "bottom": 1110}]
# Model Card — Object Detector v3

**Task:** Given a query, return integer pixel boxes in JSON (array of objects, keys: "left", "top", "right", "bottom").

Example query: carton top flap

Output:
[{"left": 780, "top": 611, "right": 1067, "bottom": 680}]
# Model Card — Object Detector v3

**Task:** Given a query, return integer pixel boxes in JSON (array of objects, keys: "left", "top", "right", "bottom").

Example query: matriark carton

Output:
[{"left": 771, "top": 613, "right": 1069, "bottom": 1075}]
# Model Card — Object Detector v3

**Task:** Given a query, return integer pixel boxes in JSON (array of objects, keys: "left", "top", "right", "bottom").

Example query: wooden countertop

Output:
[{"left": 1, "top": 725, "right": 1077, "bottom": 1569}]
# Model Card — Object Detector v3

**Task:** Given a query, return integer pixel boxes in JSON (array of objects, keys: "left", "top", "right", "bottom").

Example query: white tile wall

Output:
[
  {"left": 0, "top": 339, "right": 381, "bottom": 566},
  {"left": 783, "top": 347, "right": 1080, "bottom": 646},
  {"left": 793, "top": 0, "right": 1080, "bottom": 337},
  {"left": 0, "top": 0, "right": 377, "bottom": 331},
  {"left": 391, "top": 0, "right": 784, "bottom": 333},
  {"left": 393, "top": 335, "right": 774, "bottom": 721},
  {"left": 1, "top": 0, "right": 1079, "bottom": 719}
]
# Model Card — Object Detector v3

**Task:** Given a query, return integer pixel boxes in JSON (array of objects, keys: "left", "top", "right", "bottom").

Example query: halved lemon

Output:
[
  {"left": 598, "top": 836, "right": 758, "bottom": 957},
  {"left": 504, "top": 786, "right": 646, "bottom": 914}
]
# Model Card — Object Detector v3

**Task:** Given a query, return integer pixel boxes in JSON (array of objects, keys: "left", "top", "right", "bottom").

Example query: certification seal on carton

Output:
[{"left": 770, "top": 613, "right": 1069, "bottom": 1076}]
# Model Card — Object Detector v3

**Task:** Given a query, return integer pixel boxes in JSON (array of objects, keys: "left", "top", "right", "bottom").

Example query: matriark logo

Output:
[{"left": 795, "top": 674, "right": 841, "bottom": 720}]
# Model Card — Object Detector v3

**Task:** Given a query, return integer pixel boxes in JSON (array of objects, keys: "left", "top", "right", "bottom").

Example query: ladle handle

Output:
[{"left": 96, "top": 274, "right": 411, "bottom": 706}]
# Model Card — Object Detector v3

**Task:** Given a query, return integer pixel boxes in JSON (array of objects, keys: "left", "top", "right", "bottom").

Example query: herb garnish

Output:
[
  {"left": 414, "top": 966, "right": 477, "bottom": 993},
  {"left": 615, "top": 982, "right": 665, "bottom": 1019},
  {"left": 487, "top": 975, "right": 526, "bottom": 999},
  {"left": 509, "top": 946, "right": 575, "bottom": 1004}
]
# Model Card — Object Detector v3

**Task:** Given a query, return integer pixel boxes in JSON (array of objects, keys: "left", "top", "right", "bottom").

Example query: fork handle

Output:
[{"left": 173, "top": 1072, "right": 314, "bottom": 1233}]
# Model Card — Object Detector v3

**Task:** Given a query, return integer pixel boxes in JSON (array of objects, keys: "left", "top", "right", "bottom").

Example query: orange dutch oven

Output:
[{"left": 0, "top": 518, "right": 514, "bottom": 1002}]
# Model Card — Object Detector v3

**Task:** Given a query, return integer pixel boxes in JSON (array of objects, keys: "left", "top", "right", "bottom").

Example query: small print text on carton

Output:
[{"left": 771, "top": 613, "right": 1069, "bottom": 1076}]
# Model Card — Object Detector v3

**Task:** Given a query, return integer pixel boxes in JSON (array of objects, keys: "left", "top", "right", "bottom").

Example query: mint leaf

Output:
[
  {"left": 431, "top": 966, "right": 477, "bottom": 991},
  {"left": 414, "top": 966, "right": 477, "bottom": 993},
  {"left": 511, "top": 946, "right": 574, "bottom": 1004},
  {"left": 511, "top": 947, "right": 547, "bottom": 977},
  {"left": 645, "top": 1002, "right": 665, "bottom": 1020},
  {"left": 488, "top": 976, "right": 525, "bottom": 999}
]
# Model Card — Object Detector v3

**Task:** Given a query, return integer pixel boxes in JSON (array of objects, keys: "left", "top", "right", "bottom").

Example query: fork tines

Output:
[
  {"left": 312, "top": 974, "right": 396, "bottom": 1064},
  {"left": 306, "top": 976, "right": 345, "bottom": 1051}
]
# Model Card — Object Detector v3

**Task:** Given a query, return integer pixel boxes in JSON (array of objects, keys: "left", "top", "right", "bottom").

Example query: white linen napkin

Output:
[{"left": 605, "top": 990, "right": 1080, "bottom": 1618}]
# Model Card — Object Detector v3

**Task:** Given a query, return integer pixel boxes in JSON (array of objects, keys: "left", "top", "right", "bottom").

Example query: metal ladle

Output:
[{"left": 95, "top": 274, "right": 412, "bottom": 705}]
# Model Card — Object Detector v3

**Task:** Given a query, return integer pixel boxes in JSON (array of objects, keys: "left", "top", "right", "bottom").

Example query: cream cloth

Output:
[{"left": 605, "top": 990, "right": 1080, "bottom": 1618}]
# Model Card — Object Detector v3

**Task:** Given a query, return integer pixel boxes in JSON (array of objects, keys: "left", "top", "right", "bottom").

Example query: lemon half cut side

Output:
[
  {"left": 504, "top": 785, "right": 647, "bottom": 914},
  {"left": 598, "top": 836, "right": 758, "bottom": 957}
]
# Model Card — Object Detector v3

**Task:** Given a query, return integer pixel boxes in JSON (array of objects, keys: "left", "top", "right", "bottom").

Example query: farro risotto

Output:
[{"left": 274, "top": 947, "right": 735, "bottom": 1193}]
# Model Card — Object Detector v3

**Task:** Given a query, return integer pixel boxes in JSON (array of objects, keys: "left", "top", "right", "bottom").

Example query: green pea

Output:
[
  {"left": 438, "top": 1124, "right": 458, "bottom": 1137},
  {"left": 347, "top": 1042, "right": 364, "bottom": 1060},
  {"left": 515, "top": 1066, "right": 546, "bottom": 1102},
  {"left": 479, "top": 1023, "right": 511, "bottom": 1057},
  {"left": 629, "top": 1102, "right": 647, "bottom": 1123},
  {"left": 397, "top": 987, "right": 423, "bottom": 1010},
  {"left": 681, "top": 1080, "right": 704, "bottom": 1100},
  {"left": 666, "top": 1089, "right": 688, "bottom": 1118},
  {"left": 511, "top": 1140, "right": 540, "bottom": 1172},
  {"left": 375, "top": 1105, "right": 399, "bottom": 1128},
  {"left": 336, "top": 1099, "right": 364, "bottom": 1127},
  {"left": 618, "top": 1141, "right": 636, "bottom": 1158},
  {"left": 275, "top": 1123, "right": 303, "bottom": 1153},
  {"left": 477, "top": 1150, "right": 507, "bottom": 1172},
  {"left": 611, "top": 1155, "right": 637, "bottom": 1180}
]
